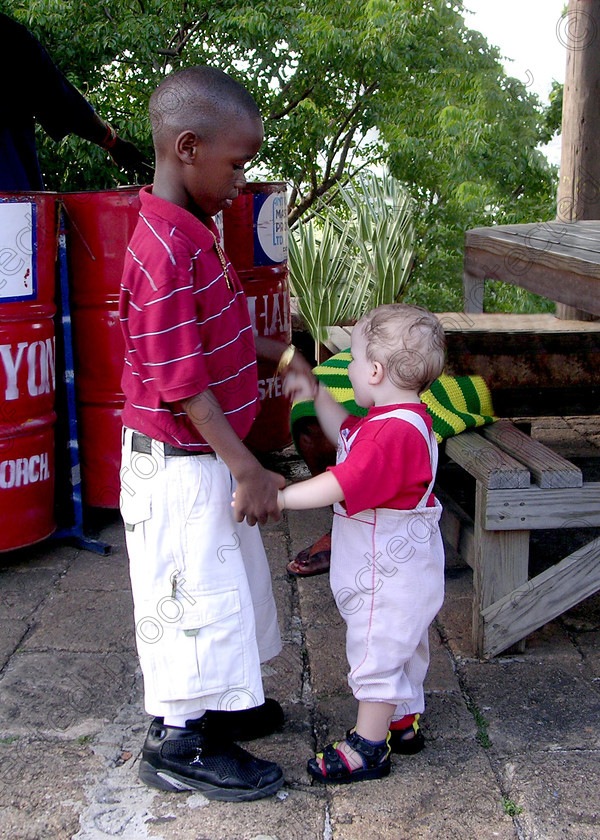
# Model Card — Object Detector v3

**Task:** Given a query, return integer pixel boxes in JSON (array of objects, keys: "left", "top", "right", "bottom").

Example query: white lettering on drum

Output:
[
  {"left": 0, "top": 451, "right": 50, "bottom": 488},
  {"left": 245, "top": 291, "right": 290, "bottom": 338},
  {"left": 0, "top": 337, "right": 55, "bottom": 400}
]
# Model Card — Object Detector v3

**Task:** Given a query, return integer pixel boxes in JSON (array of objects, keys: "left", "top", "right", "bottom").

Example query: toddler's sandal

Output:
[
  {"left": 307, "top": 730, "right": 391, "bottom": 785},
  {"left": 389, "top": 713, "right": 425, "bottom": 755}
]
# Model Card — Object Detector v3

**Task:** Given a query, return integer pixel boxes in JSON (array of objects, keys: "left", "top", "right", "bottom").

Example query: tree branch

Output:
[
  {"left": 323, "top": 81, "right": 378, "bottom": 181},
  {"left": 269, "top": 85, "right": 315, "bottom": 120},
  {"left": 158, "top": 18, "right": 205, "bottom": 59}
]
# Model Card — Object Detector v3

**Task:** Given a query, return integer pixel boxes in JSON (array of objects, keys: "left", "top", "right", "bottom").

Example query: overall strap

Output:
[{"left": 364, "top": 408, "right": 438, "bottom": 509}]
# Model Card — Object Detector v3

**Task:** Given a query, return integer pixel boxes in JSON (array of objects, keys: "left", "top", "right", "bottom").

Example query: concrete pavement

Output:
[{"left": 0, "top": 416, "right": 599, "bottom": 840}]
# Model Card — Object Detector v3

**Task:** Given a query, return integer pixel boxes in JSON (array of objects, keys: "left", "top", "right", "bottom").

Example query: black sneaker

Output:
[
  {"left": 138, "top": 717, "right": 284, "bottom": 801},
  {"left": 202, "top": 698, "right": 284, "bottom": 741}
]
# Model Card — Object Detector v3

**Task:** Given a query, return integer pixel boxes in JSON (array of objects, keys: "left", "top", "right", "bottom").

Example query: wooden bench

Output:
[{"left": 437, "top": 419, "right": 600, "bottom": 657}]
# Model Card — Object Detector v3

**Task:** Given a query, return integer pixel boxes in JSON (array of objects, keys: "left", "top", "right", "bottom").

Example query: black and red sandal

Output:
[
  {"left": 389, "top": 713, "right": 425, "bottom": 755},
  {"left": 307, "top": 729, "right": 391, "bottom": 784}
]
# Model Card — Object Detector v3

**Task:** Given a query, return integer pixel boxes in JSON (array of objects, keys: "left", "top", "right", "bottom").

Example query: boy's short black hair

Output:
[{"left": 149, "top": 65, "right": 261, "bottom": 152}]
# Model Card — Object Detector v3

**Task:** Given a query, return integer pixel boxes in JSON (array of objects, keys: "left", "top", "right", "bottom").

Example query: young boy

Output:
[
  {"left": 119, "top": 66, "right": 313, "bottom": 801},
  {"left": 277, "top": 304, "right": 446, "bottom": 784}
]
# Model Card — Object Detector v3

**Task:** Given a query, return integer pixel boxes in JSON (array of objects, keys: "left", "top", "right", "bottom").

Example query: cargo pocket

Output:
[
  {"left": 148, "top": 587, "right": 247, "bottom": 702},
  {"left": 120, "top": 491, "right": 152, "bottom": 533},
  {"left": 120, "top": 492, "right": 152, "bottom": 570}
]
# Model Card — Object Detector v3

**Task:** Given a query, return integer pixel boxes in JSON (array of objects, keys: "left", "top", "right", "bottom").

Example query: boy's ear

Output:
[
  {"left": 370, "top": 360, "right": 385, "bottom": 384},
  {"left": 174, "top": 130, "right": 200, "bottom": 164}
]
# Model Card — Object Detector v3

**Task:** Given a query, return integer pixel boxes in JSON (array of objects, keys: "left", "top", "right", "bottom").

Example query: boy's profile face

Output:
[{"left": 183, "top": 111, "right": 264, "bottom": 221}]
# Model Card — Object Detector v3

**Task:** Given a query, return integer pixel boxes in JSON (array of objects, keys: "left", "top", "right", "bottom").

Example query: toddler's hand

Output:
[
  {"left": 277, "top": 489, "right": 285, "bottom": 511},
  {"left": 282, "top": 370, "right": 318, "bottom": 402}
]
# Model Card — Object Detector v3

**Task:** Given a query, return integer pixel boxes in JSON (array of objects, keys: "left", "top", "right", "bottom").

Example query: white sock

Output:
[{"left": 163, "top": 711, "right": 205, "bottom": 728}]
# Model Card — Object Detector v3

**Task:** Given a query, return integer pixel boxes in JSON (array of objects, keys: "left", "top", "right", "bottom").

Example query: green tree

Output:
[{"left": 3, "top": 0, "right": 558, "bottom": 309}]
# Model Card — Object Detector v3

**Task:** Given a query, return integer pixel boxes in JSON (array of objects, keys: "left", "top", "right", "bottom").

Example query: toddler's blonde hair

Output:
[{"left": 358, "top": 304, "right": 445, "bottom": 393}]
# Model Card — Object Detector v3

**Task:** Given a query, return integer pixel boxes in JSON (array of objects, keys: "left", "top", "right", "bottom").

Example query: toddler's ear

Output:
[{"left": 370, "top": 360, "right": 384, "bottom": 384}]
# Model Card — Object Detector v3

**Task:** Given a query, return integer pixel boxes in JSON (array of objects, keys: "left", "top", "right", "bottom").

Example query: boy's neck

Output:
[
  {"left": 152, "top": 170, "right": 212, "bottom": 226},
  {"left": 372, "top": 384, "right": 421, "bottom": 407}
]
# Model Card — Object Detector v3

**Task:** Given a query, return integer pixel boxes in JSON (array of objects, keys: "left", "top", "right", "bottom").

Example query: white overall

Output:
[
  {"left": 330, "top": 409, "right": 445, "bottom": 716},
  {"left": 120, "top": 428, "right": 282, "bottom": 720}
]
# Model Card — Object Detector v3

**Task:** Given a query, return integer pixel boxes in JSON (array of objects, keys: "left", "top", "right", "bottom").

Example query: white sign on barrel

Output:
[{"left": 0, "top": 202, "right": 35, "bottom": 302}]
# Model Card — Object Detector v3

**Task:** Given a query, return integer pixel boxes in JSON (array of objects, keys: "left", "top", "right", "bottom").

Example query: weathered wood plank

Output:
[
  {"left": 481, "top": 537, "right": 600, "bottom": 657},
  {"left": 464, "top": 246, "right": 600, "bottom": 316},
  {"left": 444, "top": 432, "right": 530, "bottom": 490},
  {"left": 463, "top": 269, "right": 484, "bottom": 314},
  {"left": 465, "top": 225, "right": 600, "bottom": 279},
  {"left": 481, "top": 420, "right": 583, "bottom": 489},
  {"left": 483, "top": 482, "right": 600, "bottom": 530},
  {"left": 467, "top": 225, "right": 600, "bottom": 260},
  {"left": 472, "top": 484, "right": 529, "bottom": 655},
  {"left": 436, "top": 312, "right": 600, "bottom": 333}
]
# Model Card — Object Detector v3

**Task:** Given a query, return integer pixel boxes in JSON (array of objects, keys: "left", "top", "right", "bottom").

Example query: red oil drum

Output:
[
  {"left": 61, "top": 188, "right": 141, "bottom": 508},
  {"left": 222, "top": 182, "right": 291, "bottom": 452},
  {"left": 0, "top": 192, "right": 57, "bottom": 550}
]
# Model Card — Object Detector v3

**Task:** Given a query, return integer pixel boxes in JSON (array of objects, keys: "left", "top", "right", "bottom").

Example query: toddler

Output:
[{"left": 279, "top": 303, "right": 446, "bottom": 783}]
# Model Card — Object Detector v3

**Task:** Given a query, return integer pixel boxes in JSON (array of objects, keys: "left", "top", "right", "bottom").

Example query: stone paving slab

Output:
[
  {"left": 0, "top": 568, "right": 63, "bottom": 620},
  {"left": 0, "top": 737, "right": 102, "bottom": 840},
  {"left": 424, "top": 632, "right": 460, "bottom": 692},
  {"left": 61, "top": 551, "right": 132, "bottom": 592},
  {"left": 497, "top": 750, "right": 600, "bottom": 840},
  {"left": 0, "top": 538, "right": 80, "bottom": 573},
  {"left": 327, "top": 741, "right": 517, "bottom": 840},
  {"left": 131, "top": 785, "right": 328, "bottom": 840},
  {"left": 20, "top": 587, "right": 135, "bottom": 653},
  {"left": 0, "top": 620, "right": 27, "bottom": 671},
  {"left": 461, "top": 660, "right": 600, "bottom": 756},
  {"left": 420, "top": 690, "right": 477, "bottom": 744},
  {"left": 284, "top": 507, "right": 332, "bottom": 562},
  {"left": 296, "top": 574, "right": 345, "bottom": 630},
  {"left": 0, "top": 650, "right": 138, "bottom": 739}
]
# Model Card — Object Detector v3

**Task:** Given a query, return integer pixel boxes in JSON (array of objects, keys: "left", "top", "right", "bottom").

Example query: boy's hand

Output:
[
  {"left": 233, "top": 485, "right": 287, "bottom": 515},
  {"left": 282, "top": 370, "right": 319, "bottom": 403},
  {"left": 232, "top": 464, "right": 286, "bottom": 526}
]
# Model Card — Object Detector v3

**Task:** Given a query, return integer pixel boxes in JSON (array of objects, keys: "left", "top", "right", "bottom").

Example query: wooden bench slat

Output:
[
  {"left": 481, "top": 420, "right": 583, "bottom": 489},
  {"left": 483, "top": 482, "right": 600, "bottom": 530},
  {"left": 480, "top": 537, "right": 600, "bottom": 657},
  {"left": 444, "top": 432, "right": 530, "bottom": 490}
]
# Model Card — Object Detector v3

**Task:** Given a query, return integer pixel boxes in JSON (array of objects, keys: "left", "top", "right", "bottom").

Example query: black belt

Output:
[{"left": 131, "top": 432, "right": 213, "bottom": 457}]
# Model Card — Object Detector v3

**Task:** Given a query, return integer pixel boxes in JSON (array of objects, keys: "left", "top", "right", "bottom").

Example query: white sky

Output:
[{"left": 462, "top": 0, "right": 567, "bottom": 165}]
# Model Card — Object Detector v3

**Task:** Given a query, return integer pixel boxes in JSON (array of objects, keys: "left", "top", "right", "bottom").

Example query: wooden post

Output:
[
  {"left": 556, "top": 0, "right": 600, "bottom": 320},
  {"left": 471, "top": 483, "right": 530, "bottom": 656}
]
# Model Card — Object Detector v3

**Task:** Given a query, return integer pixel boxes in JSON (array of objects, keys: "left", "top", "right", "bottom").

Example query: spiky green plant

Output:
[
  {"left": 288, "top": 170, "right": 415, "bottom": 343},
  {"left": 287, "top": 216, "right": 361, "bottom": 343}
]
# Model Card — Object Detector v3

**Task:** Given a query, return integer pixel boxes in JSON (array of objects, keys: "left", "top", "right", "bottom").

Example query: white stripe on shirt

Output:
[
  {"left": 129, "top": 317, "right": 197, "bottom": 340},
  {"left": 140, "top": 213, "right": 177, "bottom": 265},
  {"left": 127, "top": 247, "right": 158, "bottom": 291}
]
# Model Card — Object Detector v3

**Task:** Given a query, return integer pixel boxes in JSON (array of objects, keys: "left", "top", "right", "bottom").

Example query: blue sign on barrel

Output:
[{"left": 253, "top": 191, "right": 288, "bottom": 266}]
